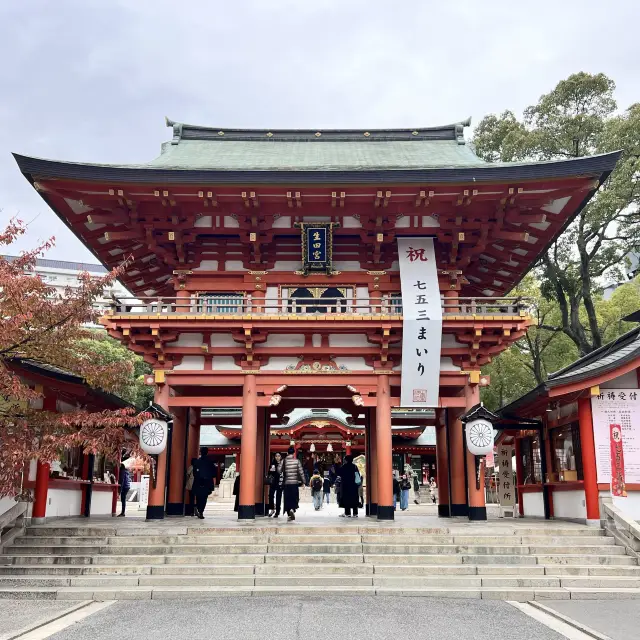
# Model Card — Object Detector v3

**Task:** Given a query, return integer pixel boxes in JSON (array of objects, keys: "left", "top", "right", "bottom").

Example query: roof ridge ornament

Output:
[{"left": 165, "top": 117, "right": 182, "bottom": 145}]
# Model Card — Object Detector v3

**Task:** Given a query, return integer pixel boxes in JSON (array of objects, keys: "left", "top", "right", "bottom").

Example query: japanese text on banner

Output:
[{"left": 397, "top": 238, "right": 442, "bottom": 407}]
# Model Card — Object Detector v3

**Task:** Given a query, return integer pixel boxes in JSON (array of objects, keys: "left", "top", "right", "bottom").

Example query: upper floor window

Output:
[{"left": 197, "top": 292, "right": 244, "bottom": 314}]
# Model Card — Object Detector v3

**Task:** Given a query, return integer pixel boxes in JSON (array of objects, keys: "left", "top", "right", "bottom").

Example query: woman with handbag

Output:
[{"left": 282, "top": 447, "right": 305, "bottom": 521}]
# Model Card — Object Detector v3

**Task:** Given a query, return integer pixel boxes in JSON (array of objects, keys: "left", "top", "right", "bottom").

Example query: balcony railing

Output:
[{"left": 105, "top": 296, "right": 529, "bottom": 318}]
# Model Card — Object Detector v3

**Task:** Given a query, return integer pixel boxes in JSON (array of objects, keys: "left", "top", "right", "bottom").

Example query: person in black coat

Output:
[
  {"left": 193, "top": 447, "right": 215, "bottom": 519},
  {"left": 233, "top": 474, "right": 240, "bottom": 512},
  {"left": 338, "top": 455, "right": 361, "bottom": 518}
]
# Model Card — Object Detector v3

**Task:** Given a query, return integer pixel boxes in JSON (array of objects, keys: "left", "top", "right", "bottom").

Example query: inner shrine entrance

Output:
[{"left": 149, "top": 368, "right": 486, "bottom": 522}]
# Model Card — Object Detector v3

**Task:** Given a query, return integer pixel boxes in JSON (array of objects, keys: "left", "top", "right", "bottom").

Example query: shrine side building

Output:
[{"left": 14, "top": 119, "right": 620, "bottom": 521}]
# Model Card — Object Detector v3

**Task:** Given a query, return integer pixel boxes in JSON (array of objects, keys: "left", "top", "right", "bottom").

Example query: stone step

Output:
[
  {"left": 1, "top": 584, "right": 640, "bottom": 601},
  {"left": 265, "top": 554, "right": 364, "bottom": 564}
]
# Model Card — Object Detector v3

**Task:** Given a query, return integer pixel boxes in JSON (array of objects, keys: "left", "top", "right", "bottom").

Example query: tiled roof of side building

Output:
[
  {"left": 3, "top": 255, "right": 107, "bottom": 273},
  {"left": 498, "top": 325, "right": 640, "bottom": 415}
]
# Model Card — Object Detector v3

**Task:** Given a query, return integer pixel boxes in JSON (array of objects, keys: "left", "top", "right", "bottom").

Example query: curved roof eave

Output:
[{"left": 12, "top": 151, "right": 622, "bottom": 186}]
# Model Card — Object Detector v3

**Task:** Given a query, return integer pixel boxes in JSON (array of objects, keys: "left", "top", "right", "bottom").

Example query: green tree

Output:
[
  {"left": 75, "top": 333, "right": 154, "bottom": 409},
  {"left": 473, "top": 73, "right": 640, "bottom": 356}
]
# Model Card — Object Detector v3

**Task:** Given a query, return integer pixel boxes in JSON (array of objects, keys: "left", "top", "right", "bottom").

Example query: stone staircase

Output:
[{"left": 0, "top": 522, "right": 639, "bottom": 600}]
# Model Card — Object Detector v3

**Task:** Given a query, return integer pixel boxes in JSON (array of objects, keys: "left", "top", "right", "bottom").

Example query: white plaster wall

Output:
[
  {"left": 552, "top": 489, "right": 587, "bottom": 521},
  {"left": 334, "top": 261, "right": 364, "bottom": 271},
  {"left": 260, "top": 357, "right": 299, "bottom": 371},
  {"left": 329, "top": 334, "right": 371, "bottom": 347},
  {"left": 194, "top": 216, "right": 213, "bottom": 228},
  {"left": 193, "top": 260, "right": 218, "bottom": 271},
  {"left": 210, "top": 334, "right": 237, "bottom": 347},
  {"left": 174, "top": 356, "right": 205, "bottom": 370},
  {"left": 57, "top": 401, "right": 77, "bottom": 413},
  {"left": 265, "top": 286, "right": 279, "bottom": 313},
  {"left": 522, "top": 491, "right": 546, "bottom": 518},
  {"left": 421, "top": 216, "right": 440, "bottom": 228},
  {"left": 223, "top": 216, "right": 240, "bottom": 228},
  {"left": 274, "top": 261, "right": 302, "bottom": 271},
  {"left": 601, "top": 370, "right": 639, "bottom": 389},
  {"left": 312, "top": 334, "right": 322, "bottom": 348},
  {"left": 334, "top": 357, "right": 371, "bottom": 371},
  {"left": 212, "top": 356, "right": 241, "bottom": 370},
  {"left": 168, "top": 333, "right": 203, "bottom": 347},
  {"left": 225, "top": 261, "right": 247, "bottom": 271},
  {"left": 442, "top": 334, "right": 465, "bottom": 348},
  {"left": 264, "top": 334, "right": 305, "bottom": 348},
  {"left": 0, "top": 497, "right": 16, "bottom": 518},
  {"left": 302, "top": 217, "right": 331, "bottom": 223},
  {"left": 600, "top": 489, "right": 640, "bottom": 520},
  {"left": 395, "top": 217, "right": 410, "bottom": 228},
  {"left": 342, "top": 216, "right": 362, "bottom": 228},
  {"left": 272, "top": 216, "right": 292, "bottom": 228},
  {"left": 46, "top": 488, "right": 82, "bottom": 518},
  {"left": 356, "top": 287, "right": 369, "bottom": 307},
  {"left": 440, "top": 357, "right": 461, "bottom": 372},
  {"left": 29, "top": 397, "right": 43, "bottom": 410},
  {"left": 91, "top": 490, "right": 114, "bottom": 516},
  {"left": 28, "top": 459, "right": 37, "bottom": 482}
]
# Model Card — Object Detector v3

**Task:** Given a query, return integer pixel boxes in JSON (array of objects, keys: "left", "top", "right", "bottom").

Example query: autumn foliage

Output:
[{"left": 0, "top": 219, "right": 148, "bottom": 497}]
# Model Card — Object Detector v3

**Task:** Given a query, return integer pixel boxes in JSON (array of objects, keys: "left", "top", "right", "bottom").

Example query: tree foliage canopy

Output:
[
  {"left": 0, "top": 220, "right": 147, "bottom": 497},
  {"left": 473, "top": 72, "right": 640, "bottom": 357}
]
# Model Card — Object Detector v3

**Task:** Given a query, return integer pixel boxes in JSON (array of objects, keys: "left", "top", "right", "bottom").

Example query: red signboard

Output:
[{"left": 609, "top": 423, "right": 627, "bottom": 497}]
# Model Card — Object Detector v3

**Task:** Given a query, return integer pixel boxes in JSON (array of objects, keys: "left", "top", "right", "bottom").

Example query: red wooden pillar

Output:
[
  {"left": 167, "top": 407, "right": 187, "bottom": 516},
  {"left": 346, "top": 442, "right": 352, "bottom": 456},
  {"left": 448, "top": 408, "right": 467, "bottom": 516},
  {"left": 376, "top": 374, "right": 394, "bottom": 520},
  {"left": 578, "top": 397, "right": 600, "bottom": 524},
  {"left": 465, "top": 383, "right": 487, "bottom": 520},
  {"left": 147, "top": 384, "right": 169, "bottom": 520},
  {"left": 32, "top": 461, "right": 50, "bottom": 523},
  {"left": 254, "top": 408, "right": 266, "bottom": 516},
  {"left": 435, "top": 412, "right": 450, "bottom": 517},
  {"left": 369, "top": 408, "right": 378, "bottom": 516},
  {"left": 238, "top": 374, "right": 257, "bottom": 519},
  {"left": 514, "top": 437, "right": 524, "bottom": 517}
]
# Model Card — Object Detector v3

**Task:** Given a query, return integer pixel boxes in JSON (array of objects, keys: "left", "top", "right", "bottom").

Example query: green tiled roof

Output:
[{"left": 149, "top": 119, "right": 486, "bottom": 171}]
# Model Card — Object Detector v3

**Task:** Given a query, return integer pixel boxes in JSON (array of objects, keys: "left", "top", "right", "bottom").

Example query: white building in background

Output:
[{"left": 4, "top": 255, "right": 131, "bottom": 321}]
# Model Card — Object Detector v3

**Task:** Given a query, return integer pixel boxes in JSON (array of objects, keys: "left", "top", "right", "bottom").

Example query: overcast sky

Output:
[{"left": 1, "top": 0, "right": 638, "bottom": 262}]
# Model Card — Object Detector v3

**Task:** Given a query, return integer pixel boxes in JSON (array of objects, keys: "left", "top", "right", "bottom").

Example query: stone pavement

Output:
[
  {"left": 543, "top": 600, "right": 640, "bottom": 640},
  {"left": 41, "top": 597, "right": 565, "bottom": 640},
  {"left": 0, "top": 600, "right": 78, "bottom": 639}
]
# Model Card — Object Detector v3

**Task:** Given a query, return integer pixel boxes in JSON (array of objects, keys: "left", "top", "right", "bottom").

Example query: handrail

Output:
[
  {"left": 0, "top": 501, "right": 27, "bottom": 552},
  {"left": 105, "top": 295, "right": 530, "bottom": 317},
  {"left": 600, "top": 496, "right": 640, "bottom": 560}
]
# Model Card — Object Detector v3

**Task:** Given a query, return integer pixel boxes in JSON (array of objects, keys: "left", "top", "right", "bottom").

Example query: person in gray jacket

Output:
[{"left": 282, "top": 447, "right": 305, "bottom": 521}]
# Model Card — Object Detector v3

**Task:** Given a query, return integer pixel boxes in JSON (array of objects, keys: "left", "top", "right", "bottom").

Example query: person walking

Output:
[
  {"left": 429, "top": 477, "right": 438, "bottom": 504},
  {"left": 267, "top": 452, "right": 284, "bottom": 518},
  {"left": 117, "top": 463, "right": 130, "bottom": 517},
  {"left": 392, "top": 473, "right": 401, "bottom": 511},
  {"left": 185, "top": 457, "right": 197, "bottom": 516},
  {"left": 323, "top": 473, "right": 332, "bottom": 505},
  {"left": 413, "top": 473, "right": 421, "bottom": 505},
  {"left": 400, "top": 474, "right": 411, "bottom": 511},
  {"left": 334, "top": 474, "right": 342, "bottom": 507},
  {"left": 338, "top": 455, "right": 361, "bottom": 518},
  {"left": 193, "top": 447, "right": 215, "bottom": 519},
  {"left": 282, "top": 447, "right": 305, "bottom": 521},
  {"left": 310, "top": 469, "right": 324, "bottom": 511}
]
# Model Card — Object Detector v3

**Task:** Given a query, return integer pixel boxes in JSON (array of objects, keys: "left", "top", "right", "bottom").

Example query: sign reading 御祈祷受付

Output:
[
  {"left": 591, "top": 390, "right": 640, "bottom": 484},
  {"left": 397, "top": 237, "right": 442, "bottom": 407}
]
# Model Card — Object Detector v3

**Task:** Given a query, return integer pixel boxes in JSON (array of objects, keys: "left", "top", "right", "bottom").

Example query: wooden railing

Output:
[{"left": 106, "top": 295, "right": 529, "bottom": 317}]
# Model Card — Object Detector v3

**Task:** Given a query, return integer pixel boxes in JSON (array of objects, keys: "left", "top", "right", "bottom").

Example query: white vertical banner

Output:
[
  {"left": 397, "top": 237, "right": 442, "bottom": 407},
  {"left": 138, "top": 475, "right": 150, "bottom": 511}
]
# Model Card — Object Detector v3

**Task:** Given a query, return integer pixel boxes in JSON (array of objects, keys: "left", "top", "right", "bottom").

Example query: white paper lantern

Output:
[
  {"left": 465, "top": 418, "right": 494, "bottom": 456},
  {"left": 139, "top": 419, "right": 168, "bottom": 455}
]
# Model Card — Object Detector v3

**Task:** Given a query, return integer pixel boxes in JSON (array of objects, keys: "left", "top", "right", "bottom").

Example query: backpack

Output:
[
  {"left": 355, "top": 470, "right": 362, "bottom": 486},
  {"left": 312, "top": 476, "right": 323, "bottom": 492}
]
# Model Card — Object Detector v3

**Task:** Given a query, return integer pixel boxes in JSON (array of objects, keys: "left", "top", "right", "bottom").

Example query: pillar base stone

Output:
[
  {"left": 451, "top": 503, "right": 469, "bottom": 517},
  {"left": 237, "top": 505, "right": 256, "bottom": 520},
  {"left": 146, "top": 505, "right": 165, "bottom": 520},
  {"left": 166, "top": 502, "right": 184, "bottom": 516},
  {"left": 468, "top": 506, "right": 487, "bottom": 521},
  {"left": 255, "top": 503, "right": 265, "bottom": 517},
  {"left": 438, "top": 504, "right": 451, "bottom": 517},
  {"left": 377, "top": 506, "right": 394, "bottom": 521}
]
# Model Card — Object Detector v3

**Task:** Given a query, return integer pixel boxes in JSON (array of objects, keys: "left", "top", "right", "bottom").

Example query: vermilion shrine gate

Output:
[{"left": 14, "top": 119, "right": 619, "bottom": 520}]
